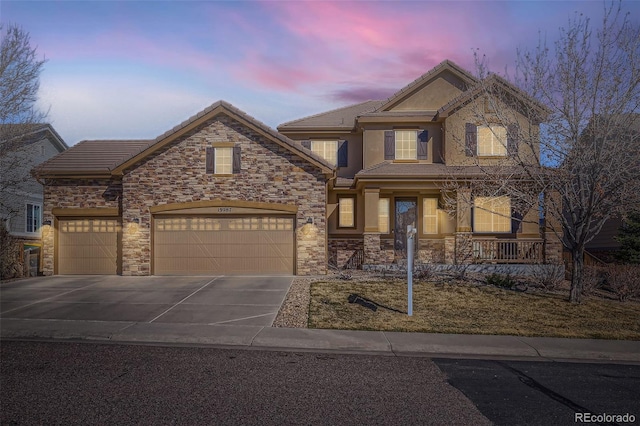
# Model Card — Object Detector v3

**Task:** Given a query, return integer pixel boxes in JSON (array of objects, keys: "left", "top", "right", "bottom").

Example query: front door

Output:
[{"left": 394, "top": 198, "right": 417, "bottom": 260}]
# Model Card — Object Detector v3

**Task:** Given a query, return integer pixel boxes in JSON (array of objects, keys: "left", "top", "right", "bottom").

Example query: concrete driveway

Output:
[{"left": 0, "top": 275, "right": 293, "bottom": 327}]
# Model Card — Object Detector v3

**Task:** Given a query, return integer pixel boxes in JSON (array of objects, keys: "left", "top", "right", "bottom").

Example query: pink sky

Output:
[{"left": 2, "top": 0, "right": 637, "bottom": 145}]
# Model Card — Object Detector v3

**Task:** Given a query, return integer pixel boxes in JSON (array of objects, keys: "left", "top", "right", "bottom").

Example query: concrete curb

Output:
[{"left": 2, "top": 318, "right": 640, "bottom": 364}]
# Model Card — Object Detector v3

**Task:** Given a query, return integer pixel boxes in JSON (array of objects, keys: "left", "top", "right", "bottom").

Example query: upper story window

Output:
[
  {"left": 474, "top": 196, "right": 511, "bottom": 232},
  {"left": 395, "top": 130, "right": 417, "bottom": 160},
  {"left": 26, "top": 203, "right": 41, "bottom": 233},
  {"left": 206, "top": 144, "right": 241, "bottom": 175},
  {"left": 338, "top": 196, "right": 355, "bottom": 228},
  {"left": 466, "top": 123, "right": 517, "bottom": 157},
  {"left": 384, "top": 130, "right": 428, "bottom": 161},
  {"left": 215, "top": 147, "right": 232, "bottom": 174},
  {"left": 477, "top": 125, "right": 507, "bottom": 156},
  {"left": 302, "top": 140, "right": 348, "bottom": 167},
  {"left": 311, "top": 141, "right": 338, "bottom": 165}
]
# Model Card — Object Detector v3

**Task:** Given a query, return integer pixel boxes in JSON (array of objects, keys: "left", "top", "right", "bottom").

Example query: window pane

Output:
[
  {"left": 339, "top": 198, "right": 354, "bottom": 227},
  {"left": 477, "top": 126, "right": 507, "bottom": 156},
  {"left": 311, "top": 141, "right": 337, "bottom": 165},
  {"left": 474, "top": 196, "right": 510, "bottom": 232},
  {"left": 423, "top": 198, "right": 438, "bottom": 234},
  {"left": 215, "top": 147, "right": 232, "bottom": 174},
  {"left": 395, "top": 130, "right": 417, "bottom": 160},
  {"left": 378, "top": 198, "right": 389, "bottom": 233}
]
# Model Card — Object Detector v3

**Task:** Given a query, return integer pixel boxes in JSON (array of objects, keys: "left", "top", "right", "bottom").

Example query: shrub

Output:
[
  {"left": 531, "top": 263, "right": 565, "bottom": 291},
  {"left": 606, "top": 264, "right": 640, "bottom": 302},
  {"left": 0, "top": 223, "right": 23, "bottom": 280},
  {"left": 414, "top": 263, "right": 435, "bottom": 281},
  {"left": 485, "top": 273, "right": 517, "bottom": 289},
  {"left": 582, "top": 265, "right": 607, "bottom": 296}
]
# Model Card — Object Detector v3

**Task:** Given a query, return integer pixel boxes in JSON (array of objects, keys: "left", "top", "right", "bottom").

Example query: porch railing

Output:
[{"left": 472, "top": 238, "right": 543, "bottom": 264}]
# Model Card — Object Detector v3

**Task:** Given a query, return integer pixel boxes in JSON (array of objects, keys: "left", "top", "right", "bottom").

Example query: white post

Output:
[{"left": 407, "top": 225, "right": 417, "bottom": 316}]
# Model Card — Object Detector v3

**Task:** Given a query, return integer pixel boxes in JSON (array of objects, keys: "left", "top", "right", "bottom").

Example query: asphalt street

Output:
[
  {"left": 1, "top": 341, "right": 490, "bottom": 426},
  {"left": 434, "top": 358, "right": 640, "bottom": 425}
]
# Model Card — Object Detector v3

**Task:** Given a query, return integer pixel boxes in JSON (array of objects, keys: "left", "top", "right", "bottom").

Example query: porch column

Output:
[
  {"left": 363, "top": 188, "right": 381, "bottom": 264},
  {"left": 455, "top": 187, "right": 473, "bottom": 264}
]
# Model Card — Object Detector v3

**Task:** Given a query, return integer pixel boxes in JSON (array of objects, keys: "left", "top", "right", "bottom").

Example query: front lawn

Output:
[{"left": 308, "top": 279, "right": 640, "bottom": 340}]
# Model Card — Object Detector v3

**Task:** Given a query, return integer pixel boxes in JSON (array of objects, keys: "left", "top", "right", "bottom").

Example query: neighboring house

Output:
[
  {"left": 34, "top": 102, "right": 333, "bottom": 276},
  {"left": 278, "top": 60, "right": 562, "bottom": 270},
  {"left": 34, "top": 60, "right": 562, "bottom": 277},
  {"left": 0, "top": 124, "right": 68, "bottom": 276}
]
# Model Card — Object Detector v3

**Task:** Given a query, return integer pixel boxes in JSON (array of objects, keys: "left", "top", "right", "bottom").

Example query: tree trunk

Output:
[{"left": 569, "top": 247, "right": 584, "bottom": 303}]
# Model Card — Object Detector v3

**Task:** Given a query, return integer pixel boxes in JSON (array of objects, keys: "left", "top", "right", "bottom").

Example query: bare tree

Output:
[
  {"left": 0, "top": 24, "right": 47, "bottom": 279},
  {"left": 0, "top": 24, "right": 47, "bottom": 218},
  {"left": 448, "top": 1, "right": 640, "bottom": 303}
]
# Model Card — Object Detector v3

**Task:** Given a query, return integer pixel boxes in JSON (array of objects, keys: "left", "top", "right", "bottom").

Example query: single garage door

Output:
[
  {"left": 58, "top": 218, "right": 119, "bottom": 274},
  {"left": 154, "top": 216, "right": 294, "bottom": 275}
]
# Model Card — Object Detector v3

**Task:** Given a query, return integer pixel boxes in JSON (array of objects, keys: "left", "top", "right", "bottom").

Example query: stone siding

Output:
[
  {"left": 41, "top": 179, "right": 122, "bottom": 275},
  {"left": 418, "top": 239, "right": 445, "bottom": 263},
  {"left": 121, "top": 115, "right": 327, "bottom": 275},
  {"left": 328, "top": 238, "right": 363, "bottom": 268}
]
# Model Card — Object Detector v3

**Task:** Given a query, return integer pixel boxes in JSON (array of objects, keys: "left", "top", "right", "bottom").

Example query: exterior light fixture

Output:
[
  {"left": 306, "top": 217, "right": 313, "bottom": 224},
  {"left": 43, "top": 220, "right": 52, "bottom": 226},
  {"left": 132, "top": 218, "right": 140, "bottom": 224}
]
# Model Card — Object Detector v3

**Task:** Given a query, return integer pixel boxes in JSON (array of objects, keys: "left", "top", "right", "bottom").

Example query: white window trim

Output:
[{"left": 25, "top": 202, "right": 42, "bottom": 235}]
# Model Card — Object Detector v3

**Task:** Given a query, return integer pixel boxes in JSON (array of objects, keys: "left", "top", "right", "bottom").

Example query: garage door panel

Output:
[
  {"left": 154, "top": 216, "right": 294, "bottom": 275},
  {"left": 58, "top": 219, "right": 119, "bottom": 275}
]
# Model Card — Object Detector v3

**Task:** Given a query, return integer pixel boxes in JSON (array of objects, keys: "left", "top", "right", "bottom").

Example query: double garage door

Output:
[
  {"left": 153, "top": 216, "right": 294, "bottom": 275},
  {"left": 58, "top": 216, "right": 294, "bottom": 275}
]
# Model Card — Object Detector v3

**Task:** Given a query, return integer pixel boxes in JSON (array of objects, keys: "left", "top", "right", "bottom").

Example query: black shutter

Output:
[
  {"left": 384, "top": 130, "right": 395, "bottom": 160},
  {"left": 337, "top": 140, "right": 348, "bottom": 167},
  {"left": 511, "top": 209, "right": 523, "bottom": 234},
  {"left": 232, "top": 145, "right": 241, "bottom": 174},
  {"left": 417, "top": 130, "right": 428, "bottom": 160},
  {"left": 206, "top": 147, "right": 214, "bottom": 174},
  {"left": 465, "top": 123, "right": 477, "bottom": 157},
  {"left": 301, "top": 140, "right": 311, "bottom": 150},
  {"left": 507, "top": 124, "right": 519, "bottom": 156}
]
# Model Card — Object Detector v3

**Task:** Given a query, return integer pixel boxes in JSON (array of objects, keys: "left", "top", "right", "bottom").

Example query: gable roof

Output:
[
  {"left": 438, "top": 73, "right": 551, "bottom": 121},
  {"left": 35, "top": 101, "right": 334, "bottom": 178},
  {"left": 34, "top": 139, "right": 152, "bottom": 176},
  {"left": 1, "top": 123, "right": 68, "bottom": 153},
  {"left": 278, "top": 100, "right": 384, "bottom": 132},
  {"left": 374, "top": 60, "right": 478, "bottom": 112}
]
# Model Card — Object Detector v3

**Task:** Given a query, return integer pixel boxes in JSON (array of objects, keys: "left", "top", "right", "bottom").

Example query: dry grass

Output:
[{"left": 308, "top": 279, "right": 640, "bottom": 340}]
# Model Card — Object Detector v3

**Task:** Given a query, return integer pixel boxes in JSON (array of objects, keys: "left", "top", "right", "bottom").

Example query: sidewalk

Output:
[{"left": 2, "top": 318, "right": 639, "bottom": 363}]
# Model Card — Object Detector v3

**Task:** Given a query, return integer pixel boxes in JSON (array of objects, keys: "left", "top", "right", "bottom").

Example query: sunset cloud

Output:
[{"left": 4, "top": 0, "right": 638, "bottom": 145}]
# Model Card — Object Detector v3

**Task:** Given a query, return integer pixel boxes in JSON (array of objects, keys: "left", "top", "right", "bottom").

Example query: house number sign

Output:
[{"left": 217, "top": 207, "right": 233, "bottom": 213}]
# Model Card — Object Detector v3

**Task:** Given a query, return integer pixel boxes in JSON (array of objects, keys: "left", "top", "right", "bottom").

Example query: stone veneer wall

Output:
[
  {"left": 328, "top": 238, "right": 363, "bottom": 268},
  {"left": 121, "top": 115, "right": 327, "bottom": 276},
  {"left": 544, "top": 231, "right": 563, "bottom": 264},
  {"left": 41, "top": 179, "right": 122, "bottom": 275},
  {"left": 418, "top": 239, "right": 445, "bottom": 263}
]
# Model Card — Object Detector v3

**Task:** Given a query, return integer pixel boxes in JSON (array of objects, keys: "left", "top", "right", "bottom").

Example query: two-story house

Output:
[
  {"left": 34, "top": 60, "right": 561, "bottom": 277},
  {"left": 1, "top": 124, "right": 68, "bottom": 277},
  {"left": 278, "top": 60, "right": 562, "bottom": 270}
]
